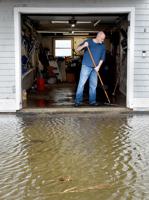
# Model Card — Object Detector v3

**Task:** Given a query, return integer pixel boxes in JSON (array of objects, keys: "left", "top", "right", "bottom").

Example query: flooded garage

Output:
[
  {"left": 21, "top": 13, "right": 128, "bottom": 109},
  {"left": 0, "top": 113, "right": 149, "bottom": 199}
]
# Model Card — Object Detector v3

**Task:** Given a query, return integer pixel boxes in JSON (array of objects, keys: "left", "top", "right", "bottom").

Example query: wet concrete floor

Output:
[
  {"left": 0, "top": 113, "right": 149, "bottom": 199},
  {"left": 23, "top": 83, "right": 125, "bottom": 108}
]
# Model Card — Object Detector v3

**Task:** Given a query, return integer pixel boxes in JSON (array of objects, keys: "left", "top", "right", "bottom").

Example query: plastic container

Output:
[{"left": 37, "top": 78, "right": 45, "bottom": 91}]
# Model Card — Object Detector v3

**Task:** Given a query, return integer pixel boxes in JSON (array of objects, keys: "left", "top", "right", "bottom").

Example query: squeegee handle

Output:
[{"left": 87, "top": 46, "right": 97, "bottom": 68}]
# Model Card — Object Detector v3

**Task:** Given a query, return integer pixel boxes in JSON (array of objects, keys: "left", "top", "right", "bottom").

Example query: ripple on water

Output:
[{"left": 0, "top": 114, "right": 149, "bottom": 200}]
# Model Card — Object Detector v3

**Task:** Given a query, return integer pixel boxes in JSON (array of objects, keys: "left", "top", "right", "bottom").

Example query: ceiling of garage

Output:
[{"left": 24, "top": 14, "right": 128, "bottom": 34}]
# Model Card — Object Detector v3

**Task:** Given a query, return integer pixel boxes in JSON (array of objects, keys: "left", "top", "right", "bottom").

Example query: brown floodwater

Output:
[{"left": 0, "top": 113, "right": 149, "bottom": 200}]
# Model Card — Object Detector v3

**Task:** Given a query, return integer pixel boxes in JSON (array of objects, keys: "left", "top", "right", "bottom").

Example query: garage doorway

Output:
[{"left": 14, "top": 7, "right": 135, "bottom": 110}]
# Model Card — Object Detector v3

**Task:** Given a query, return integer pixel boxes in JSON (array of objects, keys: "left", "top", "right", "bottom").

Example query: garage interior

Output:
[{"left": 21, "top": 13, "right": 128, "bottom": 108}]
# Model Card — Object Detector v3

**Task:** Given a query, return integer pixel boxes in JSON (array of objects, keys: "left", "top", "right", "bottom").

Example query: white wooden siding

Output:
[
  {"left": 134, "top": 3, "right": 149, "bottom": 99},
  {"left": 0, "top": 5, "right": 15, "bottom": 100},
  {"left": 0, "top": 0, "right": 149, "bottom": 108}
]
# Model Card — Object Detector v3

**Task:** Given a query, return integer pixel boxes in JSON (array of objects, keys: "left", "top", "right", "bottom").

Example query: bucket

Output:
[
  {"left": 37, "top": 99, "right": 45, "bottom": 107},
  {"left": 37, "top": 78, "right": 45, "bottom": 91}
]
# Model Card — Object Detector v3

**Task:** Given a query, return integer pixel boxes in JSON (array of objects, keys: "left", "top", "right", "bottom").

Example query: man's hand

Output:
[
  {"left": 76, "top": 41, "right": 88, "bottom": 52},
  {"left": 95, "top": 60, "right": 103, "bottom": 72},
  {"left": 94, "top": 65, "right": 100, "bottom": 72},
  {"left": 83, "top": 42, "right": 88, "bottom": 48}
]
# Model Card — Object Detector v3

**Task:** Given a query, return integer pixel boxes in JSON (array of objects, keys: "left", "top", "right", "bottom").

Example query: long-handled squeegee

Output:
[{"left": 87, "top": 46, "right": 111, "bottom": 104}]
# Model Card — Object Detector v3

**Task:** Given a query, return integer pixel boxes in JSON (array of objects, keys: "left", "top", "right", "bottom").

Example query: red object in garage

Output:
[{"left": 37, "top": 78, "right": 45, "bottom": 91}]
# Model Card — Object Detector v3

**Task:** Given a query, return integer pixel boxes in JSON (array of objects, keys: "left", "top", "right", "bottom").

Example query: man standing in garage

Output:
[{"left": 75, "top": 31, "right": 106, "bottom": 107}]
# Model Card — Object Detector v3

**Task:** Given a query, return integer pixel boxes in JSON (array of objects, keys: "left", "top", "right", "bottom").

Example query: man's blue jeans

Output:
[{"left": 75, "top": 65, "right": 98, "bottom": 104}]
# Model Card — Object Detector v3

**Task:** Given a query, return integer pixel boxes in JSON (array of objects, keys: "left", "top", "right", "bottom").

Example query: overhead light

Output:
[
  {"left": 63, "top": 32, "right": 89, "bottom": 35},
  {"left": 69, "top": 17, "right": 77, "bottom": 27},
  {"left": 51, "top": 21, "right": 68, "bottom": 24},
  {"left": 71, "top": 24, "right": 75, "bottom": 27},
  {"left": 37, "top": 30, "right": 65, "bottom": 33},
  {"left": 50, "top": 18, "right": 92, "bottom": 25},
  {"left": 74, "top": 30, "right": 98, "bottom": 33},
  {"left": 77, "top": 21, "right": 92, "bottom": 24}
]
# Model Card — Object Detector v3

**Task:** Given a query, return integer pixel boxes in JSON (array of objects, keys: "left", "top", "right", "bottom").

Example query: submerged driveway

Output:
[{"left": 0, "top": 113, "right": 149, "bottom": 199}]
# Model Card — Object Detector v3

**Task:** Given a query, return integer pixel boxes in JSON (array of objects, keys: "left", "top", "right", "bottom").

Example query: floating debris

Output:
[
  {"left": 63, "top": 187, "right": 77, "bottom": 193},
  {"left": 49, "top": 183, "right": 113, "bottom": 195},
  {"left": 58, "top": 176, "right": 72, "bottom": 182}
]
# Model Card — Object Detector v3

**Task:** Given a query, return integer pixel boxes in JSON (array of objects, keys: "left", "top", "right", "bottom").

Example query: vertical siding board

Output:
[{"left": 0, "top": 4, "right": 15, "bottom": 99}]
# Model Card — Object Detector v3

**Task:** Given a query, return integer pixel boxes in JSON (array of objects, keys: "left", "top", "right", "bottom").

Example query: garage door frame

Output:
[{"left": 14, "top": 7, "right": 135, "bottom": 110}]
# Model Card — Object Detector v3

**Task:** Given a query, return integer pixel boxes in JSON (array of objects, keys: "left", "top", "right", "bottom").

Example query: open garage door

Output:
[{"left": 14, "top": 7, "right": 135, "bottom": 110}]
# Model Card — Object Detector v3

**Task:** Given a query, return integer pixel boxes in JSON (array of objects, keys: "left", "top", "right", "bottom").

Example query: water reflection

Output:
[{"left": 0, "top": 113, "right": 149, "bottom": 199}]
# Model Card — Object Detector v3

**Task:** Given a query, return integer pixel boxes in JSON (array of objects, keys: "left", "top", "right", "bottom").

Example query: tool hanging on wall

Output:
[{"left": 87, "top": 46, "right": 111, "bottom": 104}]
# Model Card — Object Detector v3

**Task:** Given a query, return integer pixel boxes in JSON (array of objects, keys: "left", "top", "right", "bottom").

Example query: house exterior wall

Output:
[{"left": 0, "top": 0, "right": 149, "bottom": 111}]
